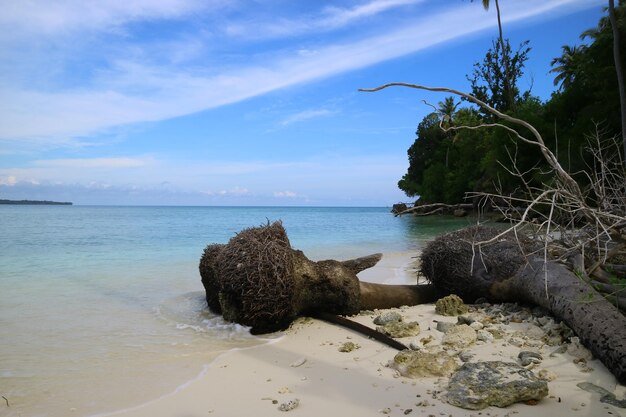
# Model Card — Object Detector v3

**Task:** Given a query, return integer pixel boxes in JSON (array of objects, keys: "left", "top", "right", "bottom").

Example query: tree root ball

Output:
[
  {"left": 199, "top": 221, "right": 363, "bottom": 333},
  {"left": 420, "top": 226, "right": 535, "bottom": 303},
  {"left": 199, "top": 221, "right": 297, "bottom": 332}
]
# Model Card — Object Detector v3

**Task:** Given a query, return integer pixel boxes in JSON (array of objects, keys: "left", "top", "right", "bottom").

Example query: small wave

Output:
[{"left": 156, "top": 292, "right": 253, "bottom": 340}]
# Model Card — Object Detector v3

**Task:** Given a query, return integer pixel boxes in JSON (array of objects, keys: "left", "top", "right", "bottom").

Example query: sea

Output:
[{"left": 0, "top": 206, "right": 472, "bottom": 417}]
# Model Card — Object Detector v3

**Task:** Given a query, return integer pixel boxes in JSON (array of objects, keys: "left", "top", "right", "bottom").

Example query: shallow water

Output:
[{"left": 0, "top": 206, "right": 471, "bottom": 417}]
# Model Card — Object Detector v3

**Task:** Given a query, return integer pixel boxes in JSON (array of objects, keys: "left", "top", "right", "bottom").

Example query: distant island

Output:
[{"left": 0, "top": 199, "right": 73, "bottom": 205}]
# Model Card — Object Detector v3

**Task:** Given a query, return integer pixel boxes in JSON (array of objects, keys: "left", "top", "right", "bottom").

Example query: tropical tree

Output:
[
  {"left": 472, "top": 0, "right": 515, "bottom": 110},
  {"left": 437, "top": 96, "right": 460, "bottom": 126},
  {"left": 468, "top": 39, "right": 531, "bottom": 114},
  {"left": 549, "top": 45, "right": 588, "bottom": 90},
  {"left": 608, "top": 0, "right": 626, "bottom": 164}
]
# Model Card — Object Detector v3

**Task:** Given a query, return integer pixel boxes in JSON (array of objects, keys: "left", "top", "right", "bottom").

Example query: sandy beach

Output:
[{"left": 100, "top": 253, "right": 625, "bottom": 417}]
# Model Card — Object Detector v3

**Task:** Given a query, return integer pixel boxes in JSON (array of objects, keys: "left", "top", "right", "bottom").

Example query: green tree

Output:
[
  {"left": 437, "top": 96, "right": 460, "bottom": 127},
  {"left": 468, "top": 39, "right": 531, "bottom": 114},
  {"left": 471, "top": 0, "right": 515, "bottom": 110},
  {"left": 549, "top": 45, "right": 588, "bottom": 90},
  {"left": 545, "top": 0, "right": 625, "bottom": 170},
  {"left": 398, "top": 113, "right": 448, "bottom": 198},
  {"left": 608, "top": 0, "right": 626, "bottom": 162}
]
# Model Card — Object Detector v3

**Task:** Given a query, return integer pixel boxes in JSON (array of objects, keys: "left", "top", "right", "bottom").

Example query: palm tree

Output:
[
  {"left": 608, "top": 0, "right": 626, "bottom": 165},
  {"left": 437, "top": 96, "right": 459, "bottom": 126},
  {"left": 437, "top": 96, "right": 460, "bottom": 168},
  {"left": 549, "top": 44, "right": 587, "bottom": 90},
  {"left": 472, "top": 0, "right": 514, "bottom": 110}
]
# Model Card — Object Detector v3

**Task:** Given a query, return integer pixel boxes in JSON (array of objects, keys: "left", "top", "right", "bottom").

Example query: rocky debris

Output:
[
  {"left": 453, "top": 208, "right": 468, "bottom": 217},
  {"left": 435, "top": 321, "right": 456, "bottom": 333},
  {"left": 278, "top": 399, "right": 300, "bottom": 412},
  {"left": 409, "top": 341, "right": 423, "bottom": 351},
  {"left": 524, "top": 324, "right": 545, "bottom": 340},
  {"left": 577, "top": 382, "right": 626, "bottom": 408},
  {"left": 289, "top": 357, "right": 306, "bottom": 367},
  {"left": 377, "top": 321, "right": 421, "bottom": 338},
  {"left": 391, "top": 350, "right": 459, "bottom": 378},
  {"left": 338, "top": 341, "right": 360, "bottom": 352},
  {"left": 459, "top": 351, "right": 475, "bottom": 362},
  {"left": 484, "top": 326, "right": 505, "bottom": 340},
  {"left": 446, "top": 361, "right": 549, "bottom": 410},
  {"left": 476, "top": 329, "right": 494, "bottom": 342},
  {"left": 391, "top": 203, "right": 408, "bottom": 214},
  {"left": 537, "top": 369, "right": 557, "bottom": 381},
  {"left": 442, "top": 324, "right": 477, "bottom": 347},
  {"left": 435, "top": 294, "right": 468, "bottom": 316},
  {"left": 374, "top": 311, "right": 403, "bottom": 325},
  {"left": 469, "top": 321, "right": 484, "bottom": 330},
  {"left": 518, "top": 351, "right": 543, "bottom": 366},
  {"left": 567, "top": 337, "right": 593, "bottom": 361},
  {"left": 457, "top": 314, "right": 479, "bottom": 325}
]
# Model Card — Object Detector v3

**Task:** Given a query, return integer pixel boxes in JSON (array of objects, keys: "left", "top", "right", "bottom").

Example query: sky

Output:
[{"left": 0, "top": 0, "right": 608, "bottom": 206}]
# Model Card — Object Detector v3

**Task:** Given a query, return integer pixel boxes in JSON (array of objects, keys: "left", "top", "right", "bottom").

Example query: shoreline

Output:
[{"left": 96, "top": 252, "right": 625, "bottom": 417}]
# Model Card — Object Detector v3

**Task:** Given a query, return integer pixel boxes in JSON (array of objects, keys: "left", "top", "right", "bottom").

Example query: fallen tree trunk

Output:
[
  {"left": 421, "top": 226, "right": 626, "bottom": 384},
  {"left": 199, "top": 221, "right": 438, "bottom": 334},
  {"left": 394, "top": 202, "right": 473, "bottom": 217}
]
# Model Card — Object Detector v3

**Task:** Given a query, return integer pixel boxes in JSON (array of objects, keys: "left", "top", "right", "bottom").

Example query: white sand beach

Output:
[{"left": 100, "top": 253, "right": 625, "bottom": 417}]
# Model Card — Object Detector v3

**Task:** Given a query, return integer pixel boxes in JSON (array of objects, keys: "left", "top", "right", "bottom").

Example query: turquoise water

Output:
[{"left": 0, "top": 206, "right": 471, "bottom": 417}]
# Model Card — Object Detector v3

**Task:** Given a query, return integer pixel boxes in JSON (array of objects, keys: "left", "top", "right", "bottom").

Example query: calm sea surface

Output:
[{"left": 0, "top": 206, "right": 471, "bottom": 417}]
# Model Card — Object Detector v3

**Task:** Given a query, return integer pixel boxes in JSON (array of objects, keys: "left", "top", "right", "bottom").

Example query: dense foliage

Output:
[{"left": 399, "top": 2, "right": 625, "bottom": 205}]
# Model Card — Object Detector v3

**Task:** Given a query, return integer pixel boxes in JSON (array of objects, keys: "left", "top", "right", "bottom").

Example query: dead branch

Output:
[
  {"left": 361, "top": 84, "right": 626, "bottom": 283},
  {"left": 395, "top": 202, "right": 473, "bottom": 216}
]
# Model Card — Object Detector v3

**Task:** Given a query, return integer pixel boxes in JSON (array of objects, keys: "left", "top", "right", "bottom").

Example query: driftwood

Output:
[
  {"left": 199, "top": 221, "right": 438, "bottom": 334},
  {"left": 393, "top": 202, "right": 473, "bottom": 217},
  {"left": 421, "top": 225, "right": 626, "bottom": 384},
  {"left": 199, "top": 221, "right": 626, "bottom": 382}
]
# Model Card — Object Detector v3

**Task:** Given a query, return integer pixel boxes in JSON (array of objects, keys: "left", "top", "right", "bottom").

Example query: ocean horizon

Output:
[{"left": 0, "top": 205, "right": 472, "bottom": 417}]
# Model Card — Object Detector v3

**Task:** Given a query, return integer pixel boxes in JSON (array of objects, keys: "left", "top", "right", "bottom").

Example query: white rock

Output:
[
  {"left": 278, "top": 399, "right": 300, "bottom": 412},
  {"left": 442, "top": 324, "right": 477, "bottom": 347},
  {"left": 477, "top": 329, "right": 494, "bottom": 342},
  {"left": 289, "top": 357, "right": 307, "bottom": 367},
  {"left": 470, "top": 321, "right": 485, "bottom": 330}
]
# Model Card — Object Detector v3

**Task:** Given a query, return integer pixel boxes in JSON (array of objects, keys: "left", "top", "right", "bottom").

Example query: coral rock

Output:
[
  {"left": 377, "top": 321, "right": 421, "bottom": 338},
  {"left": 435, "top": 295, "right": 469, "bottom": 316},
  {"left": 446, "top": 361, "right": 548, "bottom": 410},
  {"left": 391, "top": 350, "right": 459, "bottom": 378}
]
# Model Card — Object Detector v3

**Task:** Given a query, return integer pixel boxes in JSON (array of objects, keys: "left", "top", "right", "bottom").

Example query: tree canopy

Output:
[{"left": 399, "top": 1, "right": 625, "bottom": 205}]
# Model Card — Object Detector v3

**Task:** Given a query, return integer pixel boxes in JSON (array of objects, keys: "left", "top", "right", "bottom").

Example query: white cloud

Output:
[
  {"left": 225, "top": 0, "right": 423, "bottom": 39},
  {"left": 0, "top": 175, "right": 18, "bottom": 186},
  {"left": 0, "top": 0, "right": 603, "bottom": 144},
  {"left": 0, "top": 0, "right": 220, "bottom": 35},
  {"left": 321, "top": 0, "right": 421, "bottom": 28},
  {"left": 279, "top": 109, "right": 334, "bottom": 126},
  {"left": 33, "top": 157, "right": 149, "bottom": 168},
  {"left": 274, "top": 191, "right": 297, "bottom": 198},
  {"left": 218, "top": 186, "right": 249, "bottom": 196}
]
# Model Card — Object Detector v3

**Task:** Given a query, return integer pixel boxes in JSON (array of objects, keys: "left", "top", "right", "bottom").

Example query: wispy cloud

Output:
[
  {"left": 279, "top": 109, "right": 334, "bottom": 126},
  {"left": 321, "top": 0, "right": 421, "bottom": 28},
  {"left": 33, "top": 157, "right": 149, "bottom": 168},
  {"left": 225, "top": 0, "right": 422, "bottom": 39},
  {"left": 0, "top": 0, "right": 219, "bottom": 35},
  {"left": 273, "top": 191, "right": 298, "bottom": 198},
  {"left": 0, "top": 0, "right": 602, "bottom": 145}
]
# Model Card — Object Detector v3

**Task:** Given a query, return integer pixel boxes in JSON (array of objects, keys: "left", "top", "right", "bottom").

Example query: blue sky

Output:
[{"left": 0, "top": 0, "right": 606, "bottom": 206}]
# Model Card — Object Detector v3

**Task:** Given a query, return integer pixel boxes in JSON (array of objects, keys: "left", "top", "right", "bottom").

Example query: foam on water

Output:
[{"left": 157, "top": 292, "right": 256, "bottom": 338}]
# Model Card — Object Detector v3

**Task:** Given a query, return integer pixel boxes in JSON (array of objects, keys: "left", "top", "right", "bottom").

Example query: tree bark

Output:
[
  {"left": 494, "top": 0, "right": 514, "bottom": 111},
  {"left": 512, "top": 259, "right": 626, "bottom": 383},
  {"left": 200, "top": 221, "right": 439, "bottom": 334},
  {"left": 359, "top": 282, "right": 439, "bottom": 310},
  {"left": 608, "top": 0, "right": 626, "bottom": 164},
  {"left": 421, "top": 226, "right": 626, "bottom": 383}
]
